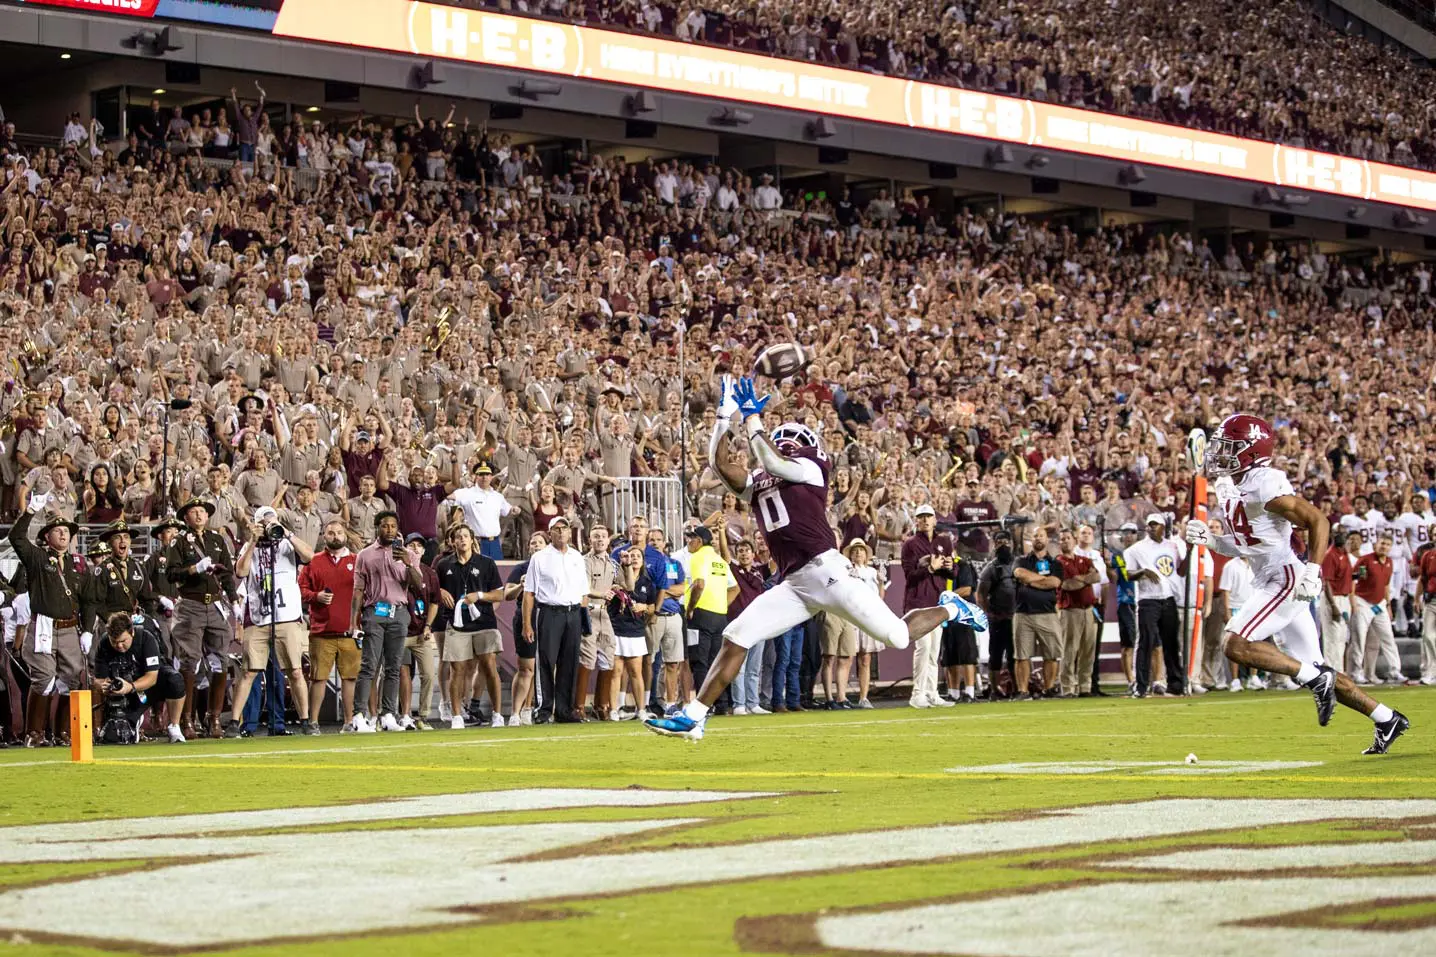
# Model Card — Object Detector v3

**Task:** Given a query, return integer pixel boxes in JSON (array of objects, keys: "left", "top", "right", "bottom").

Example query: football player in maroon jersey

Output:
[{"left": 647, "top": 377, "right": 984, "bottom": 742}]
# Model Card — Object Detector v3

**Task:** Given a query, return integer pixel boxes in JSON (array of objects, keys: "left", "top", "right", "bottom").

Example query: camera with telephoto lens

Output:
[
  {"left": 99, "top": 659, "right": 140, "bottom": 745},
  {"left": 259, "top": 521, "right": 287, "bottom": 546}
]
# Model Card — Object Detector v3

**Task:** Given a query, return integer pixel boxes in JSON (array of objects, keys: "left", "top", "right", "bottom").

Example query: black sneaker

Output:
[
  {"left": 268, "top": 726, "right": 293, "bottom": 737},
  {"left": 301, "top": 721, "right": 322, "bottom": 736},
  {"left": 222, "top": 720, "right": 244, "bottom": 739},
  {"left": 1363, "top": 710, "right": 1410, "bottom": 755},
  {"left": 1305, "top": 665, "right": 1336, "bottom": 727}
]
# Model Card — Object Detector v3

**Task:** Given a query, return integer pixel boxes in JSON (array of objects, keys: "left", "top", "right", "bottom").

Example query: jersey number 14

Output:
[{"left": 1222, "top": 500, "right": 1259, "bottom": 546}]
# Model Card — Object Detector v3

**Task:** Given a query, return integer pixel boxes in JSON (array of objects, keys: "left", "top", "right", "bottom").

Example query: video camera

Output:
[{"left": 258, "top": 521, "right": 287, "bottom": 546}]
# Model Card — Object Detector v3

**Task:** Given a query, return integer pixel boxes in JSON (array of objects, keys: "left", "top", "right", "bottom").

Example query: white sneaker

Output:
[
  {"left": 438, "top": 699, "right": 453, "bottom": 722},
  {"left": 449, "top": 715, "right": 465, "bottom": 730},
  {"left": 732, "top": 706, "right": 749, "bottom": 716},
  {"left": 351, "top": 714, "right": 376, "bottom": 734},
  {"left": 399, "top": 714, "right": 417, "bottom": 731},
  {"left": 856, "top": 699, "right": 874, "bottom": 710},
  {"left": 749, "top": 705, "right": 771, "bottom": 715},
  {"left": 166, "top": 724, "right": 186, "bottom": 743},
  {"left": 490, "top": 713, "right": 504, "bottom": 728},
  {"left": 1228, "top": 678, "right": 1243, "bottom": 692},
  {"left": 1350, "top": 671, "right": 1369, "bottom": 685},
  {"left": 930, "top": 695, "right": 956, "bottom": 708},
  {"left": 1246, "top": 675, "right": 1267, "bottom": 691},
  {"left": 1189, "top": 684, "right": 1208, "bottom": 695},
  {"left": 1279, "top": 677, "right": 1299, "bottom": 691},
  {"left": 506, "top": 714, "right": 521, "bottom": 727},
  {"left": 910, "top": 698, "right": 932, "bottom": 709},
  {"left": 519, "top": 709, "right": 533, "bottom": 726},
  {"left": 1420, "top": 676, "right": 1436, "bottom": 686},
  {"left": 609, "top": 708, "right": 624, "bottom": 721},
  {"left": 1152, "top": 682, "right": 1167, "bottom": 695},
  {"left": 378, "top": 712, "right": 403, "bottom": 733}
]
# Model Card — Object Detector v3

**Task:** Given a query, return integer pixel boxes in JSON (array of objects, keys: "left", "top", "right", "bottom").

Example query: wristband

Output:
[{"left": 744, "top": 416, "right": 765, "bottom": 439}]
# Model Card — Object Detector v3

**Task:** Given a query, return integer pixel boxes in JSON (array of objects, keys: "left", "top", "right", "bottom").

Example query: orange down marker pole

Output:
[{"left": 70, "top": 690, "right": 94, "bottom": 763}]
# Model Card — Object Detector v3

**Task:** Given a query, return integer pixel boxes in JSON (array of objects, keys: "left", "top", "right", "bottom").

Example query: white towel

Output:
[{"left": 32, "top": 613, "right": 54, "bottom": 655}]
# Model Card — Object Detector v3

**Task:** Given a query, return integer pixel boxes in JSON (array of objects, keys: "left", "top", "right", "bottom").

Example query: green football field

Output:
[{"left": 1, "top": 689, "right": 1433, "bottom": 956}]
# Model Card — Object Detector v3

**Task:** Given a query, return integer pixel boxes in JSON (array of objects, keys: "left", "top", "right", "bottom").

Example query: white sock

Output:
[
  {"left": 1293, "top": 662, "right": 1320, "bottom": 685},
  {"left": 943, "top": 600, "right": 962, "bottom": 622},
  {"left": 1371, "top": 704, "right": 1394, "bottom": 724},
  {"left": 682, "top": 700, "right": 710, "bottom": 722}
]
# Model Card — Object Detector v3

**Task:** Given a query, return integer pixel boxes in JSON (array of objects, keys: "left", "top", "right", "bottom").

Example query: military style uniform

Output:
[
  {"left": 89, "top": 552, "right": 153, "bottom": 628},
  {"left": 581, "top": 550, "right": 618, "bottom": 671},
  {"left": 166, "top": 506, "right": 239, "bottom": 675},
  {"left": 8, "top": 511, "right": 93, "bottom": 697}
]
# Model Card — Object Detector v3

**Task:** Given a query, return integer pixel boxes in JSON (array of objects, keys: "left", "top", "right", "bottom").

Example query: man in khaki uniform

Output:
[
  {"left": 344, "top": 474, "right": 387, "bottom": 546},
  {"left": 582, "top": 524, "right": 619, "bottom": 719}
]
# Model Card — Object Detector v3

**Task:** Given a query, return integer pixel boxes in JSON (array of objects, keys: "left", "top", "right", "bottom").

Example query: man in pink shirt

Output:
[{"left": 349, "top": 510, "right": 423, "bottom": 732}]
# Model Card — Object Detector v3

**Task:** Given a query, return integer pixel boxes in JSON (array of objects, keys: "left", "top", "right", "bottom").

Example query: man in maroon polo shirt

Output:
[{"left": 902, "top": 504, "right": 956, "bottom": 709}]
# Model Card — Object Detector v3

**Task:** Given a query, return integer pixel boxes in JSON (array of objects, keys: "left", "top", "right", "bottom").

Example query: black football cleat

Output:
[
  {"left": 1363, "top": 710, "right": 1410, "bottom": 755},
  {"left": 1305, "top": 665, "right": 1336, "bottom": 727}
]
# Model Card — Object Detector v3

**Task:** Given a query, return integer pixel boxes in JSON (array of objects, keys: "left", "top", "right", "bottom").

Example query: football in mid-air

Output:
[{"left": 753, "top": 342, "right": 810, "bottom": 380}]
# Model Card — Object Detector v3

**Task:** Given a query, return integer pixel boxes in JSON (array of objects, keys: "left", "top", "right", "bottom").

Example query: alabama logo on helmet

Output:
[{"left": 1204, "top": 413, "right": 1275, "bottom": 477}]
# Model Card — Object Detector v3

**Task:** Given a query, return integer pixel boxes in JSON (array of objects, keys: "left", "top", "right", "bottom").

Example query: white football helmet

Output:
[{"left": 771, "top": 422, "right": 819, "bottom": 454}]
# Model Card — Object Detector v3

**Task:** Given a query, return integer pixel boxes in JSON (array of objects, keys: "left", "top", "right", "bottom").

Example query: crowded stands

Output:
[
  {"left": 1, "top": 64, "right": 1435, "bottom": 745},
  {"left": 440, "top": 0, "right": 1436, "bottom": 172}
]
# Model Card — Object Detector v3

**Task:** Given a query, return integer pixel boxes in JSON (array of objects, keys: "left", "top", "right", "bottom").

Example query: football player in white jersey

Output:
[
  {"left": 1185, "top": 414, "right": 1408, "bottom": 755},
  {"left": 1374, "top": 501, "right": 1414, "bottom": 634},
  {"left": 1395, "top": 495, "right": 1431, "bottom": 635}
]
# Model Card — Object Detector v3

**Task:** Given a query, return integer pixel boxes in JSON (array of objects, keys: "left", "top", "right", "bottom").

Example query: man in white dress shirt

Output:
[
  {"left": 521, "top": 516, "right": 589, "bottom": 724},
  {"left": 445, "top": 465, "right": 511, "bottom": 560}
]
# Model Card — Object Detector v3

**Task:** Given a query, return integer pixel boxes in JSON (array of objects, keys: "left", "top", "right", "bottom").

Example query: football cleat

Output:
[
  {"left": 939, "top": 590, "right": 988, "bottom": 632},
  {"left": 1363, "top": 710, "right": 1410, "bottom": 755},
  {"left": 1305, "top": 665, "right": 1336, "bottom": 726},
  {"left": 644, "top": 713, "right": 705, "bottom": 742}
]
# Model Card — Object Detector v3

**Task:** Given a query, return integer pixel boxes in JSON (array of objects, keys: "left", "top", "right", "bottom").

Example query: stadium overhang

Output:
[{"left": 3, "top": 0, "right": 1435, "bottom": 251}]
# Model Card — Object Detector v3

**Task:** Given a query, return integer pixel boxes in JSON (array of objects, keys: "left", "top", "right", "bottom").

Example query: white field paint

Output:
[
  {"left": 815, "top": 877, "right": 1436, "bottom": 956},
  {"left": 0, "top": 795, "right": 1434, "bottom": 948},
  {"left": 944, "top": 760, "right": 1323, "bottom": 776},
  {"left": 1100, "top": 840, "right": 1436, "bottom": 872}
]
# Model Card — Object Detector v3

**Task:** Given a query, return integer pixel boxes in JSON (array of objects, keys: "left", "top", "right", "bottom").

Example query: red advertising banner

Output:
[
  {"left": 272, "top": 0, "right": 1436, "bottom": 213},
  {"left": 17, "top": 0, "right": 159, "bottom": 16}
]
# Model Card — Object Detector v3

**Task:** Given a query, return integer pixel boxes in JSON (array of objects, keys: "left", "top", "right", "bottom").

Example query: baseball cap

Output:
[
  {"left": 356, "top": 430, "right": 373, "bottom": 442},
  {"left": 549, "top": 515, "right": 570, "bottom": 528},
  {"left": 914, "top": 504, "right": 936, "bottom": 517},
  {"left": 1145, "top": 515, "right": 1166, "bottom": 526},
  {"left": 254, "top": 506, "right": 278, "bottom": 523},
  {"left": 404, "top": 533, "right": 428, "bottom": 545},
  {"left": 475, "top": 464, "right": 493, "bottom": 475},
  {"left": 687, "top": 525, "right": 713, "bottom": 545},
  {"left": 1119, "top": 522, "right": 1139, "bottom": 532}
]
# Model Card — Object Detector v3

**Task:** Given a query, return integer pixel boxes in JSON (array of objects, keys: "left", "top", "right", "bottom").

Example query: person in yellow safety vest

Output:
[{"left": 683, "top": 525, "right": 739, "bottom": 712}]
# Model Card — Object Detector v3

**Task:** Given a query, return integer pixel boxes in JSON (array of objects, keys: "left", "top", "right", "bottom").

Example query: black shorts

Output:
[
  {"left": 940, "top": 623, "right": 978, "bottom": 667},
  {"left": 514, "top": 630, "right": 537, "bottom": 661},
  {"left": 1117, "top": 604, "right": 1137, "bottom": 649}
]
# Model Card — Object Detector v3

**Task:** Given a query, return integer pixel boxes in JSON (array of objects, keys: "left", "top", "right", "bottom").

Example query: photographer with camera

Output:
[
  {"left": 225, "top": 507, "right": 315, "bottom": 737},
  {"left": 95, "top": 612, "right": 186, "bottom": 744}
]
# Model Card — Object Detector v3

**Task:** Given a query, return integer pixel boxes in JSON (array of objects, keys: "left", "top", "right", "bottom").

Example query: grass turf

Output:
[{"left": 0, "top": 687, "right": 1432, "bottom": 956}]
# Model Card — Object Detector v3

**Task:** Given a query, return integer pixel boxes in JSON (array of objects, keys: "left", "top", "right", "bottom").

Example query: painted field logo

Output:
[{"left": 0, "top": 792, "right": 1433, "bottom": 950}]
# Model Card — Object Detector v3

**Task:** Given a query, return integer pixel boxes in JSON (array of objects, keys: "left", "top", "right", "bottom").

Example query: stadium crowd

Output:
[
  {"left": 450, "top": 0, "right": 1436, "bottom": 172},
  {"left": 1, "top": 88, "right": 1435, "bottom": 747}
]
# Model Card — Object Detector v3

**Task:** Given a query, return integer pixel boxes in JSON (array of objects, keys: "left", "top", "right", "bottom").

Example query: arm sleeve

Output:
[
  {"left": 749, "top": 439, "right": 823, "bottom": 485},
  {"left": 708, "top": 417, "right": 752, "bottom": 499},
  {"left": 1205, "top": 534, "right": 1240, "bottom": 557}
]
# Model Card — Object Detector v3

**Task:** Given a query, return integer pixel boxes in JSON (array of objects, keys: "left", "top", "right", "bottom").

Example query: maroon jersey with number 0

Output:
[{"left": 750, "top": 446, "right": 834, "bottom": 577}]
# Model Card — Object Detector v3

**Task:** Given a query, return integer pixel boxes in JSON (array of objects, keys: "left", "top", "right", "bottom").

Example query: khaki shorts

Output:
[
  {"left": 580, "top": 606, "right": 618, "bottom": 669},
  {"left": 441, "top": 628, "right": 502, "bottom": 662},
  {"left": 822, "top": 613, "right": 859, "bottom": 657},
  {"left": 309, "top": 635, "right": 362, "bottom": 681},
  {"left": 22, "top": 625, "right": 85, "bottom": 694},
  {"left": 1013, "top": 612, "right": 1062, "bottom": 661},
  {"left": 650, "top": 613, "right": 684, "bottom": 662},
  {"left": 243, "top": 620, "right": 309, "bottom": 671},
  {"left": 172, "top": 598, "right": 233, "bottom": 672}
]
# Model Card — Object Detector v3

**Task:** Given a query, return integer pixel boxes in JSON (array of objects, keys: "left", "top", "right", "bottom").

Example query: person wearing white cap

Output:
[
  {"left": 226, "top": 506, "right": 315, "bottom": 736},
  {"left": 902, "top": 504, "right": 957, "bottom": 708}
]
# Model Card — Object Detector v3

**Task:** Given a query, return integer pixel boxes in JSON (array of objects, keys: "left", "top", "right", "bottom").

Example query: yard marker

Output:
[{"left": 69, "top": 690, "right": 93, "bottom": 764}]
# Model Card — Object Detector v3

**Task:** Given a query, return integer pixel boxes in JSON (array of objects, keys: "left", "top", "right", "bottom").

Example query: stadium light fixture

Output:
[
  {"left": 985, "top": 144, "right": 1014, "bottom": 166},
  {"left": 1118, "top": 164, "right": 1146, "bottom": 185},
  {"left": 152, "top": 88, "right": 166, "bottom": 95},
  {"left": 1026, "top": 153, "right": 1050, "bottom": 169},
  {"left": 513, "top": 78, "right": 562, "bottom": 98},
  {"left": 1393, "top": 209, "right": 1430, "bottom": 228},
  {"left": 711, "top": 107, "right": 754, "bottom": 126},
  {"left": 306, "top": 106, "right": 320, "bottom": 113},
  {"left": 1347, "top": 205, "right": 1367, "bottom": 220},
  {"left": 60, "top": 53, "right": 72, "bottom": 60}
]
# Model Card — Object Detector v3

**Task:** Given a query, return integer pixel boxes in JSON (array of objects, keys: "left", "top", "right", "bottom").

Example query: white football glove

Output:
[
  {"left": 1292, "top": 561, "right": 1324, "bottom": 602},
  {"left": 159, "top": 596, "right": 175, "bottom": 614},
  {"left": 27, "top": 491, "right": 50, "bottom": 514},
  {"left": 1183, "top": 519, "right": 1211, "bottom": 547},
  {"left": 80, "top": 631, "right": 93, "bottom": 654},
  {"left": 194, "top": 556, "right": 215, "bottom": 574},
  {"left": 716, "top": 373, "right": 739, "bottom": 420}
]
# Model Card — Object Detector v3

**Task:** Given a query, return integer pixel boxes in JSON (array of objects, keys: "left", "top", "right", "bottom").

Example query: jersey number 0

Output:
[{"left": 757, "top": 489, "right": 791, "bottom": 530}]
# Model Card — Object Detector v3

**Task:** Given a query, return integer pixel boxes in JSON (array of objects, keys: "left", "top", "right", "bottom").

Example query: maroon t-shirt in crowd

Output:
[
  {"left": 341, "top": 447, "right": 383, "bottom": 496},
  {"left": 389, "top": 481, "right": 446, "bottom": 540},
  {"left": 751, "top": 446, "right": 833, "bottom": 578}
]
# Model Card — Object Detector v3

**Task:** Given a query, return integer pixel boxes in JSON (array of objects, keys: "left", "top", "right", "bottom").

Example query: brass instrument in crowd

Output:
[{"left": 427, "top": 307, "right": 453, "bottom": 351}]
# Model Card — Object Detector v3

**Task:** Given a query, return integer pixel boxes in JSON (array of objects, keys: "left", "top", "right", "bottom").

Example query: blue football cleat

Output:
[
  {"left": 940, "top": 590, "right": 988, "bottom": 632},
  {"left": 645, "top": 713, "right": 705, "bottom": 742}
]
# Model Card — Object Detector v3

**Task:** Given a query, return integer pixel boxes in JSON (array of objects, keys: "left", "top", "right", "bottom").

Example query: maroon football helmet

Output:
[{"left": 1205, "top": 414, "right": 1276, "bottom": 477}]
